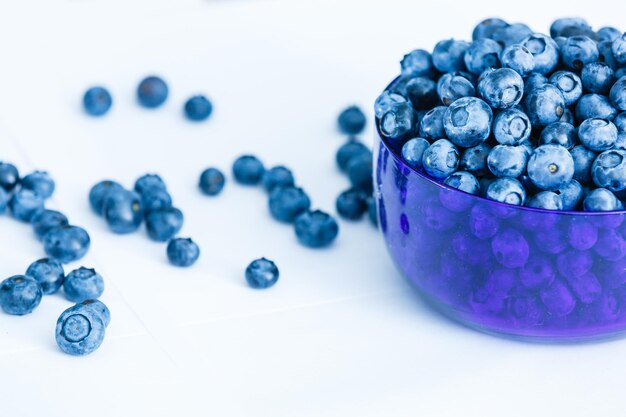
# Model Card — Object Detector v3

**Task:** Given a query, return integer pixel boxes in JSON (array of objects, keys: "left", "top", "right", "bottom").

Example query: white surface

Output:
[{"left": 0, "top": 1, "right": 625, "bottom": 416}]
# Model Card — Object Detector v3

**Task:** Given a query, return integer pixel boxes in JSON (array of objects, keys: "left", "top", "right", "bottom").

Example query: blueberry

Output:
[
  {"left": 477, "top": 68, "right": 523, "bottom": 109},
  {"left": 184, "top": 95, "right": 213, "bottom": 121},
  {"left": 519, "top": 255, "right": 555, "bottom": 289},
  {"left": 20, "top": 171, "right": 55, "bottom": 199},
  {"left": 493, "top": 108, "right": 531, "bottom": 145},
  {"left": 347, "top": 154, "right": 373, "bottom": 192},
  {"left": 560, "top": 36, "right": 599, "bottom": 71},
  {"left": 576, "top": 93, "right": 618, "bottom": 121},
  {"left": 459, "top": 143, "right": 491, "bottom": 176},
  {"left": 338, "top": 106, "right": 366, "bottom": 134},
  {"left": 89, "top": 180, "right": 124, "bottom": 215},
  {"left": 491, "top": 228, "right": 529, "bottom": 268},
  {"left": 539, "top": 279, "right": 577, "bottom": 317},
  {"left": 527, "top": 191, "right": 563, "bottom": 210},
  {"left": 146, "top": 207, "right": 183, "bottom": 242},
  {"left": 568, "top": 272, "right": 602, "bottom": 304},
  {"left": 79, "top": 299, "right": 111, "bottom": 328},
  {"left": 56, "top": 304, "right": 105, "bottom": 356},
  {"left": 43, "top": 225, "right": 90, "bottom": 263},
  {"left": 140, "top": 186, "right": 172, "bottom": 213},
  {"left": 9, "top": 189, "right": 44, "bottom": 222},
  {"left": 557, "top": 249, "right": 594, "bottom": 279},
  {"left": 422, "top": 139, "right": 459, "bottom": 179},
  {"left": 598, "top": 40, "right": 619, "bottom": 69},
  {"left": 500, "top": 44, "right": 535, "bottom": 76},
  {"left": 487, "top": 145, "right": 527, "bottom": 178},
  {"left": 196, "top": 167, "right": 225, "bottom": 196},
  {"left": 612, "top": 33, "right": 626, "bottom": 65},
  {"left": 578, "top": 118, "right": 618, "bottom": 151},
  {"left": 0, "top": 162, "right": 19, "bottom": 191},
  {"left": 567, "top": 218, "right": 598, "bottom": 250},
  {"left": 555, "top": 179, "right": 583, "bottom": 210},
  {"left": 598, "top": 27, "right": 621, "bottom": 43},
  {"left": 490, "top": 23, "right": 533, "bottom": 48},
  {"left": 374, "top": 91, "right": 407, "bottom": 118},
  {"left": 550, "top": 18, "right": 591, "bottom": 38},
  {"left": 615, "top": 112, "right": 626, "bottom": 132},
  {"left": 64, "top": 267, "right": 104, "bottom": 303},
  {"left": 379, "top": 101, "right": 417, "bottom": 141},
  {"left": 443, "top": 97, "right": 492, "bottom": 147},
  {"left": 268, "top": 186, "right": 311, "bottom": 223},
  {"left": 583, "top": 188, "right": 622, "bottom": 211},
  {"left": 559, "top": 107, "right": 575, "bottom": 125},
  {"left": 401, "top": 137, "right": 430, "bottom": 170},
  {"left": 336, "top": 141, "right": 371, "bottom": 172},
  {"left": 539, "top": 122, "right": 577, "bottom": 150},
  {"left": 443, "top": 171, "right": 480, "bottom": 195},
  {"left": 25, "top": 258, "right": 64, "bottom": 295},
  {"left": 103, "top": 188, "right": 143, "bottom": 234},
  {"left": 336, "top": 188, "right": 367, "bottom": 220},
  {"left": 0, "top": 276, "right": 42, "bottom": 315},
  {"left": 137, "top": 76, "right": 168, "bottom": 108},
  {"left": 436, "top": 72, "right": 475, "bottom": 106},
  {"left": 610, "top": 76, "right": 626, "bottom": 111},
  {"left": 521, "top": 33, "right": 559, "bottom": 74},
  {"left": 417, "top": 106, "right": 445, "bottom": 140},
  {"left": 243, "top": 258, "right": 279, "bottom": 289},
  {"left": 232, "top": 155, "right": 265, "bottom": 185},
  {"left": 262, "top": 166, "right": 294, "bottom": 192},
  {"left": 134, "top": 174, "right": 166, "bottom": 194},
  {"left": 294, "top": 210, "right": 339, "bottom": 248},
  {"left": 404, "top": 77, "right": 438, "bottom": 110},
  {"left": 591, "top": 149, "right": 626, "bottom": 191},
  {"left": 581, "top": 62, "right": 614, "bottom": 94},
  {"left": 167, "top": 237, "right": 200, "bottom": 267},
  {"left": 472, "top": 18, "right": 509, "bottom": 40},
  {"left": 463, "top": 38, "right": 501, "bottom": 75},
  {"left": 523, "top": 72, "right": 548, "bottom": 95},
  {"left": 83, "top": 86, "right": 112, "bottom": 116},
  {"left": 31, "top": 209, "right": 69, "bottom": 240},
  {"left": 486, "top": 177, "right": 526, "bottom": 205},
  {"left": 548, "top": 71, "right": 582, "bottom": 106},
  {"left": 366, "top": 197, "right": 377, "bottom": 226},
  {"left": 400, "top": 49, "right": 434, "bottom": 78},
  {"left": 527, "top": 144, "right": 574, "bottom": 190},
  {"left": 432, "top": 39, "right": 470, "bottom": 72},
  {"left": 0, "top": 188, "right": 7, "bottom": 214},
  {"left": 524, "top": 84, "right": 565, "bottom": 126}
]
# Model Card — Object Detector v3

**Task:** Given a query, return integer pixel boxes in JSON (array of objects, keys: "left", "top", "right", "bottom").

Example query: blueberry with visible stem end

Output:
[
  {"left": 262, "top": 166, "right": 294, "bottom": 192},
  {"left": 25, "top": 258, "right": 65, "bottom": 295},
  {"left": 598, "top": 40, "right": 619, "bottom": 69},
  {"left": 493, "top": 108, "right": 531, "bottom": 145},
  {"left": 591, "top": 149, "right": 626, "bottom": 191},
  {"left": 63, "top": 267, "right": 104, "bottom": 303},
  {"left": 486, "top": 177, "right": 526, "bottom": 205},
  {"left": 137, "top": 76, "right": 168, "bottom": 108},
  {"left": 336, "top": 141, "right": 371, "bottom": 172},
  {"left": 422, "top": 139, "right": 459, "bottom": 179},
  {"left": 167, "top": 238, "right": 200, "bottom": 267},
  {"left": 401, "top": 137, "right": 430, "bottom": 170},
  {"left": 500, "top": 44, "right": 535, "bottom": 76},
  {"left": 43, "top": 225, "right": 90, "bottom": 263},
  {"left": 578, "top": 118, "right": 618, "bottom": 151},
  {"left": 245, "top": 258, "right": 279, "bottom": 289},
  {"left": 524, "top": 84, "right": 565, "bottom": 127},
  {"left": 527, "top": 191, "right": 563, "bottom": 210},
  {"left": 539, "top": 122, "right": 577, "bottom": 150},
  {"left": 146, "top": 207, "right": 184, "bottom": 242},
  {"left": 527, "top": 144, "right": 574, "bottom": 191},
  {"left": 294, "top": 210, "right": 339, "bottom": 248},
  {"left": 338, "top": 106, "right": 366, "bottom": 134},
  {"left": 521, "top": 33, "right": 559, "bottom": 75},
  {"left": 31, "top": 209, "right": 69, "bottom": 240},
  {"left": 55, "top": 305, "right": 105, "bottom": 356},
  {"left": 184, "top": 95, "right": 212, "bottom": 121},
  {"left": 444, "top": 171, "right": 480, "bottom": 195},
  {"left": 583, "top": 188, "right": 622, "bottom": 211},
  {"left": 549, "top": 71, "right": 582, "bottom": 106},
  {"left": 269, "top": 186, "right": 311, "bottom": 223},
  {"left": 232, "top": 155, "right": 265, "bottom": 185},
  {"left": 560, "top": 36, "right": 599, "bottom": 71},
  {"left": 21, "top": 171, "right": 55, "bottom": 199},
  {"left": 83, "top": 86, "right": 112, "bottom": 116},
  {"left": 0, "top": 276, "right": 42, "bottom": 315},
  {"left": 478, "top": 68, "right": 523, "bottom": 109}
]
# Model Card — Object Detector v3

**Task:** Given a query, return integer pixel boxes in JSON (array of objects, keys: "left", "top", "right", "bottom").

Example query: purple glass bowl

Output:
[{"left": 374, "top": 132, "right": 626, "bottom": 342}]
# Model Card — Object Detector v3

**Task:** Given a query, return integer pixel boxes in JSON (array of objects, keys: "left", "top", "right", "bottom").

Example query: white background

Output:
[{"left": 0, "top": 0, "right": 625, "bottom": 416}]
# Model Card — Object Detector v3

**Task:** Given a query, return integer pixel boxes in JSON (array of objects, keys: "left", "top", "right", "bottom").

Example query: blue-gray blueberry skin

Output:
[
  {"left": 0, "top": 275, "right": 42, "bottom": 315},
  {"left": 597, "top": 27, "right": 621, "bottom": 43},
  {"left": 521, "top": 33, "right": 559, "bottom": 75},
  {"left": 0, "top": 188, "right": 7, "bottom": 214},
  {"left": 472, "top": 18, "right": 509, "bottom": 41},
  {"left": 294, "top": 210, "right": 339, "bottom": 248},
  {"left": 549, "top": 71, "right": 583, "bottom": 106},
  {"left": 486, "top": 177, "right": 526, "bottom": 205},
  {"left": 336, "top": 141, "right": 371, "bottom": 173},
  {"left": 366, "top": 197, "right": 377, "bottom": 227},
  {"left": 556, "top": 179, "right": 583, "bottom": 210},
  {"left": 550, "top": 17, "right": 591, "bottom": 38},
  {"left": 25, "top": 258, "right": 65, "bottom": 295},
  {"left": 612, "top": 33, "right": 626, "bottom": 65},
  {"left": 500, "top": 44, "right": 535, "bottom": 76},
  {"left": 337, "top": 106, "right": 366, "bottom": 134},
  {"left": 146, "top": 207, "right": 184, "bottom": 242},
  {"left": 103, "top": 188, "right": 144, "bottom": 234},
  {"left": 400, "top": 49, "right": 434, "bottom": 78},
  {"left": 232, "top": 155, "right": 265, "bottom": 185},
  {"left": 493, "top": 108, "right": 531, "bottom": 145},
  {"left": 437, "top": 73, "right": 475, "bottom": 106},
  {"left": 459, "top": 143, "right": 491, "bottom": 176},
  {"left": 524, "top": 84, "right": 565, "bottom": 127},
  {"left": 432, "top": 39, "right": 470, "bottom": 73},
  {"left": 490, "top": 23, "right": 532, "bottom": 48},
  {"left": 610, "top": 76, "right": 626, "bottom": 111},
  {"left": 463, "top": 38, "right": 501, "bottom": 75},
  {"left": 64, "top": 267, "right": 104, "bottom": 303},
  {"left": 43, "top": 225, "right": 90, "bottom": 263},
  {"left": 20, "top": 171, "right": 55, "bottom": 199},
  {"left": 523, "top": 72, "right": 548, "bottom": 95},
  {"left": 615, "top": 113, "right": 626, "bottom": 132},
  {"left": 401, "top": 138, "right": 430, "bottom": 170},
  {"left": 89, "top": 180, "right": 124, "bottom": 215},
  {"left": 374, "top": 91, "right": 407, "bottom": 119},
  {"left": 578, "top": 118, "right": 618, "bottom": 151},
  {"left": 79, "top": 299, "right": 111, "bottom": 328},
  {"left": 443, "top": 97, "right": 493, "bottom": 147},
  {"left": 336, "top": 188, "right": 368, "bottom": 220},
  {"left": 31, "top": 209, "right": 69, "bottom": 240},
  {"left": 560, "top": 36, "right": 599, "bottom": 71},
  {"left": 184, "top": 95, "right": 213, "bottom": 121},
  {"left": 198, "top": 167, "right": 226, "bottom": 196},
  {"left": 576, "top": 94, "right": 618, "bottom": 121},
  {"left": 527, "top": 144, "right": 574, "bottom": 191},
  {"left": 478, "top": 68, "right": 524, "bottom": 109},
  {"left": 422, "top": 139, "right": 460, "bottom": 179},
  {"left": 404, "top": 77, "right": 438, "bottom": 110},
  {"left": 140, "top": 186, "right": 172, "bottom": 213},
  {"left": 419, "top": 106, "right": 447, "bottom": 139},
  {"left": 616, "top": 132, "right": 626, "bottom": 151},
  {"left": 56, "top": 305, "right": 105, "bottom": 356},
  {"left": 83, "top": 86, "right": 112, "bottom": 116},
  {"left": 262, "top": 166, "right": 294, "bottom": 192},
  {"left": 581, "top": 62, "right": 614, "bottom": 94},
  {"left": 9, "top": 189, "right": 44, "bottom": 222},
  {"left": 167, "top": 238, "right": 200, "bottom": 267},
  {"left": 583, "top": 188, "right": 623, "bottom": 211},
  {"left": 591, "top": 149, "right": 626, "bottom": 192},
  {"left": 137, "top": 76, "right": 168, "bottom": 108},
  {"left": 245, "top": 258, "right": 279, "bottom": 289},
  {"left": 570, "top": 145, "right": 597, "bottom": 186},
  {"left": 134, "top": 173, "right": 166, "bottom": 195},
  {"left": 347, "top": 154, "right": 373, "bottom": 193},
  {"left": 380, "top": 101, "right": 417, "bottom": 142},
  {"left": 0, "top": 162, "right": 19, "bottom": 191},
  {"left": 559, "top": 108, "right": 575, "bottom": 125},
  {"left": 539, "top": 122, "right": 577, "bottom": 150},
  {"left": 444, "top": 171, "right": 480, "bottom": 195},
  {"left": 269, "top": 186, "right": 311, "bottom": 223},
  {"left": 598, "top": 41, "right": 619, "bottom": 70},
  {"left": 527, "top": 191, "right": 563, "bottom": 210},
  {"left": 487, "top": 145, "right": 528, "bottom": 178}
]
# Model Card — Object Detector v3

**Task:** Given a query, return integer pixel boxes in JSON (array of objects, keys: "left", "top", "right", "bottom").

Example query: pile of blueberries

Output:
[
  {"left": 377, "top": 17, "right": 626, "bottom": 211},
  {"left": 83, "top": 75, "right": 213, "bottom": 122}
]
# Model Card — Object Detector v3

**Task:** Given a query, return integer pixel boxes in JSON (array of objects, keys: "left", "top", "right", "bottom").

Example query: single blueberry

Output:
[
  {"left": 64, "top": 267, "right": 104, "bottom": 303},
  {"left": 571, "top": 145, "right": 596, "bottom": 184},
  {"left": 245, "top": 258, "right": 279, "bottom": 289},
  {"left": 338, "top": 106, "right": 366, "bottom": 134},
  {"left": 25, "top": 258, "right": 64, "bottom": 295},
  {"left": 463, "top": 38, "right": 501, "bottom": 75},
  {"left": 560, "top": 36, "right": 599, "bottom": 71},
  {"left": 294, "top": 210, "right": 339, "bottom": 248},
  {"left": 493, "top": 108, "right": 531, "bottom": 146},
  {"left": 422, "top": 139, "right": 460, "bottom": 179},
  {"left": 615, "top": 112, "right": 626, "bottom": 132},
  {"left": 612, "top": 33, "right": 626, "bottom": 65},
  {"left": 521, "top": 33, "right": 559, "bottom": 74},
  {"left": 137, "top": 76, "right": 168, "bottom": 108},
  {"left": 0, "top": 162, "right": 19, "bottom": 191},
  {"left": 140, "top": 186, "right": 172, "bottom": 213},
  {"left": 336, "top": 141, "right": 371, "bottom": 172},
  {"left": 527, "top": 144, "right": 574, "bottom": 190},
  {"left": 31, "top": 209, "right": 69, "bottom": 240},
  {"left": 78, "top": 299, "right": 111, "bottom": 328},
  {"left": 583, "top": 188, "right": 622, "bottom": 211},
  {"left": 184, "top": 95, "right": 213, "bottom": 121},
  {"left": 443, "top": 171, "right": 480, "bottom": 195},
  {"left": 198, "top": 167, "right": 226, "bottom": 196},
  {"left": 598, "top": 27, "right": 621, "bottom": 43},
  {"left": 527, "top": 191, "right": 563, "bottom": 210},
  {"left": 83, "top": 86, "right": 112, "bottom": 116},
  {"left": 491, "top": 228, "right": 529, "bottom": 268},
  {"left": 578, "top": 118, "right": 618, "bottom": 151},
  {"left": 418, "top": 106, "right": 447, "bottom": 140},
  {"left": 550, "top": 17, "right": 591, "bottom": 38},
  {"left": 401, "top": 137, "right": 430, "bottom": 170},
  {"left": 56, "top": 305, "right": 105, "bottom": 356},
  {"left": 519, "top": 255, "right": 555, "bottom": 290},
  {"left": 477, "top": 68, "right": 524, "bottom": 109},
  {"left": 555, "top": 179, "right": 583, "bottom": 210},
  {"left": 592, "top": 149, "right": 626, "bottom": 191},
  {"left": 610, "top": 76, "right": 626, "bottom": 111},
  {"left": 443, "top": 97, "right": 492, "bottom": 147},
  {"left": 232, "top": 155, "right": 265, "bottom": 185},
  {"left": 146, "top": 207, "right": 184, "bottom": 242},
  {"left": 9, "top": 189, "right": 44, "bottom": 222},
  {"left": 487, "top": 145, "right": 528, "bottom": 178},
  {"left": 581, "top": 62, "right": 614, "bottom": 94},
  {"left": 576, "top": 93, "right": 617, "bottom": 121},
  {"left": 89, "top": 180, "right": 124, "bottom": 215},
  {"left": 598, "top": 40, "right": 619, "bottom": 69},
  {"left": 432, "top": 39, "right": 470, "bottom": 72},
  {"left": 490, "top": 23, "right": 533, "bottom": 48},
  {"left": 269, "top": 186, "right": 311, "bottom": 223},
  {"left": 379, "top": 101, "right": 417, "bottom": 141},
  {"left": 20, "top": 171, "right": 55, "bottom": 199},
  {"left": 548, "top": 71, "right": 582, "bottom": 106},
  {"left": 262, "top": 166, "right": 294, "bottom": 192},
  {"left": 103, "top": 188, "right": 143, "bottom": 234},
  {"left": 436, "top": 72, "right": 475, "bottom": 106},
  {"left": 0, "top": 275, "right": 42, "bottom": 315},
  {"left": 347, "top": 154, "right": 373, "bottom": 192},
  {"left": 472, "top": 18, "right": 509, "bottom": 40},
  {"left": 524, "top": 84, "right": 565, "bottom": 126},
  {"left": 167, "top": 238, "right": 200, "bottom": 267},
  {"left": 400, "top": 49, "right": 434, "bottom": 78},
  {"left": 500, "top": 44, "right": 535, "bottom": 76},
  {"left": 134, "top": 174, "right": 166, "bottom": 194},
  {"left": 539, "top": 122, "right": 577, "bottom": 150},
  {"left": 404, "top": 77, "right": 438, "bottom": 110},
  {"left": 43, "top": 225, "right": 90, "bottom": 263},
  {"left": 485, "top": 177, "right": 526, "bottom": 205},
  {"left": 336, "top": 188, "right": 368, "bottom": 220},
  {"left": 523, "top": 72, "right": 548, "bottom": 95},
  {"left": 374, "top": 91, "right": 407, "bottom": 119},
  {"left": 459, "top": 143, "right": 491, "bottom": 176}
]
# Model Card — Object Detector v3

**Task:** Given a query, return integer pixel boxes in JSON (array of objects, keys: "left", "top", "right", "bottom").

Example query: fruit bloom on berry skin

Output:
[
  {"left": 578, "top": 118, "right": 618, "bottom": 151},
  {"left": 20, "top": 171, "right": 55, "bottom": 199},
  {"left": 336, "top": 188, "right": 368, "bottom": 220},
  {"left": 232, "top": 155, "right": 265, "bottom": 185},
  {"left": 500, "top": 44, "right": 535, "bottom": 76},
  {"left": 581, "top": 62, "right": 614, "bottom": 94},
  {"left": 493, "top": 108, "right": 531, "bottom": 145},
  {"left": 198, "top": 168, "right": 226, "bottom": 196},
  {"left": 521, "top": 33, "right": 559, "bottom": 74},
  {"left": 56, "top": 304, "right": 105, "bottom": 356},
  {"left": 43, "top": 225, "right": 90, "bottom": 264},
  {"left": 436, "top": 72, "right": 475, "bottom": 106},
  {"left": 419, "top": 106, "right": 447, "bottom": 139},
  {"left": 25, "top": 258, "right": 65, "bottom": 295},
  {"left": 245, "top": 258, "right": 279, "bottom": 289},
  {"left": 0, "top": 275, "right": 42, "bottom": 315},
  {"left": 556, "top": 179, "right": 583, "bottom": 210},
  {"left": 422, "top": 139, "right": 460, "bottom": 179},
  {"left": 89, "top": 180, "right": 124, "bottom": 215},
  {"left": 401, "top": 138, "right": 430, "bottom": 170},
  {"left": 184, "top": 95, "right": 212, "bottom": 121},
  {"left": 9, "top": 189, "right": 44, "bottom": 222},
  {"left": 539, "top": 122, "right": 577, "bottom": 150},
  {"left": 472, "top": 18, "right": 509, "bottom": 41},
  {"left": 487, "top": 145, "right": 528, "bottom": 178},
  {"left": 63, "top": 267, "right": 105, "bottom": 303},
  {"left": 146, "top": 207, "right": 184, "bottom": 242},
  {"left": 486, "top": 177, "right": 526, "bottom": 205},
  {"left": 269, "top": 186, "right": 311, "bottom": 223},
  {"left": 463, "top": 38, "right": 501, "bottom": 75},
  {"left": 167, "top": 238, "right": 200, "bottom": 267},
  {"left": 610, "top": 76, "right": 626, "bottom": 111},
  {"left": 612, "top": 33, "right": 626, "bottom": 65},
  {"left": 294, "top": 210, "right": 339, "bottom": 248},
  {"left": 478, "top": 68, "right": 524, "bottom": 109},
  {"left": 491, "top": 23, "right": 533, "bottom": 48},
  {"left": 137, "top": 76, "right": 168, "bottom": 108},
  {"left": 400, "top": 49, "right": 434, "bottom": 78},
  {"left": 432, "top": 39, "right": 470, "bottom": 72},
  {"left": 560, "top": 36, "right": 599, "bottom": 71},
  {"left": 337, "top": 106, "right": 366, "bottom": 135},
  {"left": 443, "top": 97, "right": 493, "bottom": 147},
  {"left": 83, "top": 86, "right": 112, "bottom": 116},
  {"left": 459, "top": 143, "right": 491, "bottom": 176},
  {"left": 591, "top": 149, "right": 626, "bottom": 191},
  {"left": 549, "top": 71, "right": 582, "bottom": 106},
  {"left": 583, "top": 188, "right": 623, "bottom": 211},
  {"left": 527, "top": 191, "right": 563, "bottom": 210},
  {"left": 524, "top": 84, "right": 565, "bottom": 126},
  {"left": 524, "top": 72, "right": 548, "bottom": 95},
  {"left": 374, "top": 91, "right": 407, "bottom": 119},
  {"left": 527, "top": 144, "right": 574, "bottom": 191},
  {"left": 444, "top": 171, "right": 480, "bottom": 195},
  {"left": 379, "top": 101, "right": 417, "bottom": 141},
  {"left": 576, "top": 94, "right": 618, "bottom": 121},
  {"left": 262, "top": 166, "right": 294, "bottom": 192}
]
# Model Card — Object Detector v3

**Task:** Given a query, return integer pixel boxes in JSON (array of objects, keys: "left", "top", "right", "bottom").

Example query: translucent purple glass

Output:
[{"left": 374, "top": 133, "right": 626, "bottom": 341}]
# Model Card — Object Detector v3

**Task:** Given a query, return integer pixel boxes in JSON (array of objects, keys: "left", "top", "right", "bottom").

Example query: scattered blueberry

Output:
[
  {"left": 269, "top": 186, "right": 311, "bottom": 223},
  {"left": 0, "top": 275, "right": 42, "bottom": 315},
  {"left": 134, "top": 174, "right": 166, "bottom": 194},
  {"left": 25, "top": 258, "right": 64, "bottom": 295},
  {"left": 31, "top": 209, "right": 69, "bottom": 240},
  {"left": 184, "top": 95, "right": 213, "bottom": 121},
  {"left": 336, "top": 188, "right": 368, "bottom": 220},
  {"left": 347, "top": 154, "right": 373, "bottom": 192},
  {"left": 262, "top": 166, "right": 295, "bottom": 192},
  {"left": 245, "top": 258, "right": 279, "bottom": 289},
  {"left": 89, "top": 180, "right": 124, "bottom": 215},
  {"left": 56, "top": 304, "right": 105, "bottom": 355},
  {"left": 103, "top": 188, "right": 143, "bottom": 234},
  {"left": 20, "top": 171, "right": 55, "bottom": 199},
  {"left": 367, "top": 197, "right": 377, "bottom": 227},
  {"left": 0, "top": 188, "right": 7, "bottom": 214},
  {"left": 137, "top": 76, "right": 168, "bottom": 108},
  {"left": 140, "top": 186, "right": 172, "bottom": 213},
  {"left": 336, "top": 140, "right": 371, "bottom": 172},
  {"left": 167, "top": 237, "right": 200, "bottom": 267},
  {"left": 294, "top": 210, "right": 339, "bottom": 248},
  {"left": 83, "top": 86, "right": 112, "bottom": 116},
  {"left": 0, "top": 162, "right": 19, "bottom": 191},
  {"left": 199, "top": 167, "right": 226, "bottom": 196},
  {"left": 79, "top": 299, "right": 111, "bottom": 328},
  {"left": 338, "top": 106, "right": 366, "bottom": 134},
  {"left": 232, "top": 155, "right": 265, "bottom": 185},
  {"left": 146, "top": 207, "right": 184, "bottom": 242},
  {"left": 64, "top": 267, "right": 104, "bottom": 303},
  {"left": 9, "top": 189, "right": 44, "bottom": 222},
  {"left": 43, "top": 225, "right": 90, "bottom": 263}
]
